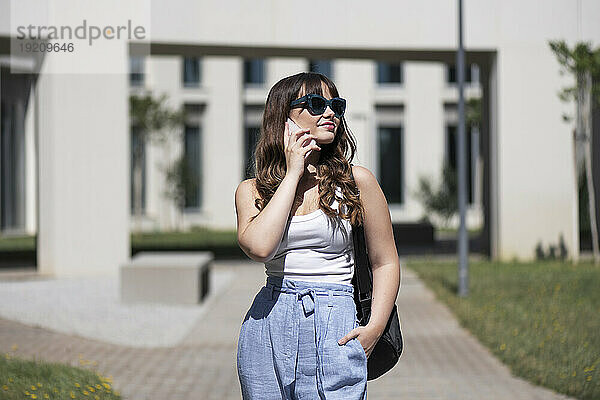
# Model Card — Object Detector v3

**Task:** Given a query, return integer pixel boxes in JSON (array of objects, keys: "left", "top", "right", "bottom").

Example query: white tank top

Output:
[{"left": 264, "top": 187, "right": 355, "bottom": 285}]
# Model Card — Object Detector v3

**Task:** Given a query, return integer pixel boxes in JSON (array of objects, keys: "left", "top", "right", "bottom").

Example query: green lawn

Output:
[
  {"left": 407, "top": 259, "right": 600, "bottom": 400},
  {"left": 131, "top": 226, "right": 237, "bottom": 248},
  {"left": 0, "top": 228, "right": 239, "bottom": 252},
  {"left": 1, "top": 354, "right": 122, "bottom": 400},
  {"left": 0, "top": 235, "right": 35, "bottom": 251},
  {"left": 436, "top": 226, "right": 482, "bottom": 235}
]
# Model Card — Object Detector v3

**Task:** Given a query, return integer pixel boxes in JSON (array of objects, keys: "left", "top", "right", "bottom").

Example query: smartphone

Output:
[{"left": 287, "top": 118, "right": 316, "bottom": 159}]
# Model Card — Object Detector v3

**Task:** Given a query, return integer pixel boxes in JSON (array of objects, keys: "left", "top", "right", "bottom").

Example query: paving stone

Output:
[{"left": 0, "top": 259, "right": 576, "bottom": 399}]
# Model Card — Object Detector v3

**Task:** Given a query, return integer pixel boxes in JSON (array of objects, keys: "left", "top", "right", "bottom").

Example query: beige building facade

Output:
[{"left": 0, "top": 0, "right": 599, "bottom": 276}]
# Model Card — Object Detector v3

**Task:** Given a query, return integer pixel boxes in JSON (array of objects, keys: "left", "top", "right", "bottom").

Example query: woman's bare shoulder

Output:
[
  {"left": 235, "top": 178, "right": 261, "bottom": 216},
  {"left": 236, "top": 178, "right": 258, "bottom": 199},
  {"left": 351, "top": 165, "right": 378, "bottom": 193}
]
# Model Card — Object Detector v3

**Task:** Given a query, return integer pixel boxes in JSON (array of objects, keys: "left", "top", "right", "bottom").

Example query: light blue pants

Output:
[{"left": 237, "top": 276, "right": 368, "bottom": 399}]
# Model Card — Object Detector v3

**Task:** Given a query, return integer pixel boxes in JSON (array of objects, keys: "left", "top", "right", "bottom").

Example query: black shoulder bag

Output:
[{"left": 350, "top": 165, "right": 403, "bottom": 380}]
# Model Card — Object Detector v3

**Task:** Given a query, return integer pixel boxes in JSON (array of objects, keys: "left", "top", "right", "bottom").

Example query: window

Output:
[
  {"left": 377, "top": 62, "right": 403, "bottom": 84},
  {"left": 184, "top": 125, "right": 202, "bottom": 209},
  {"left": 377, "top": 126, "right": 404, "bottom": 204},
  {"left": 244, "top": 58, "right": 266, "bottom": 85},
  {"left": 446, "top": 63, "right": 479, "bottom": 84},
  {"left": 1, "top": 99, "right": 26, "bottom": 230},
  {"left": 1, "top": 68, "right": 31, "bottom": 232},
  {"left": 446, "top": 125, "right": 475, "bottom": 204},
  {"left": 309, "top": 59, "right": 333, "bottom": 79},
  {"left": 130, "top": 125, "right": 146, "bottom": 214},
  {"left": 182, "top": 57, "right": 201, "bottom": 87},
  {"left": 243, "top": 105, "right": 264, "bottom": 179},
  {"left": 244, "top": 126, "right": 261, "bottom": 179},
  {"left": 129, "top": 56, "right": 144, "bottom": 87},
  {"left": 182, "top": 104, "right": 205, "bottom": 209}
]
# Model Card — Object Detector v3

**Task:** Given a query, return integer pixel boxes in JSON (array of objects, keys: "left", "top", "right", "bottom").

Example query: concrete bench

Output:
[{"left": 120, "top": 252, "right": 213, "bottom": 305}]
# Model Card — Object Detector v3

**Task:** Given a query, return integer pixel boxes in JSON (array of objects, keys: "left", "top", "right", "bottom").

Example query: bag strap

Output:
[{"left": 349, "top": 164, "right": 373, "bottom": 308}]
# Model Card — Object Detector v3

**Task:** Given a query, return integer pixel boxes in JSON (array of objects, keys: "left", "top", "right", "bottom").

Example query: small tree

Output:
[
  {"left": 414, "top": 161, "right": 458, "bottom": 228},
  {"left": 549, "top": 40, "right": 600, "bottom": 265},
  {"left": 414, "top": 98, "right": 481, "bottom": 229},
  {"left": 466, "top": 97, "right": 482, "bottom": 131},
  {"left": 163, "top": 153, "right": 200, "bottom": 231},
  {"left": 129, "top": 93, "right": 186, "bottom": 233}
]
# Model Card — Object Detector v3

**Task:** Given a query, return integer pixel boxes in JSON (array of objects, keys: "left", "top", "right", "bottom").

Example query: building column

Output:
[
  {"left": 334, "top": 60, "right": 375, "bottom": 169},
  {"left": 267, "top": 58, "right": 307, "bottom": 87},
  {"left": 404, "top": 62, "right": 446, "bottom": 222},
  {"left": 37, "top": 46, "right": 130, "bottom": 277},
  {"left": 202, "top": 56, "right": 243, "bottom": 229},
  {"left": 496, "top": 45, "right": 577, "bottom": 261}
]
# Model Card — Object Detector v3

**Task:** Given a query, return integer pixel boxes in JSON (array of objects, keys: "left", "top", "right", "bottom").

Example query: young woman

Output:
[{"left": 235, "top": 72, "right": 400, "bottom": 399}]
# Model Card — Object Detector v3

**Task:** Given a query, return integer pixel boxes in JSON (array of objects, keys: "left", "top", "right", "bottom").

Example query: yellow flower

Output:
[
  {"left": 2, "top": 385, "right": 8, "bottom": 391},
  {"left": 70, "top": 391, "right": 76, "bottom": 398},
  {"left": 572, "top": 371, "right": 577, "bottom": 377},
  {"left": 8, "top": 378, "right": 14, "bottom": 383},
  {"left": 44, "top": 394, "right": 49, "bottom": 399},
  {"left": 37, "top": 383, "right": 42, "bottom": 387},
  {"left": 31, "top": 385, "right": 37, "bottom": 390},
  {"left": 75, "top": 383, "right": 81, "bottom": 388},
  {"left": 587, "top": 376, "right": 592, "bottom": 381},
  {"left": 83, "top": 390, "right": 89, "bottom": 395},
  {"left": 500, "top": 343, "right": 506, "bottom": 351},
  {"left": 102, "top": 383, "right": 111, "bottom": 389},
  {"left": 31, "top": 394, "right": 37, "bottom": 399},
  {"left": 95, "top": 384, "right": 102, "bottom": 390}
]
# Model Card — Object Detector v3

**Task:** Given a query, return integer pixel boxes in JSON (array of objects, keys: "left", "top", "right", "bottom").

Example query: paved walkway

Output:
[{"left": 0, "top": 260, "right": 575, "bottom": 400}]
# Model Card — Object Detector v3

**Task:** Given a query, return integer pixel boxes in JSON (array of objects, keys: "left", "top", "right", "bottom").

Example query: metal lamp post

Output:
[{"left": 457, "top": 0, "right": 469, "bottom": 297}]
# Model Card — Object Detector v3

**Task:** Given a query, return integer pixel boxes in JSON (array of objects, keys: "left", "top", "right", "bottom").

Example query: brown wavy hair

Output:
[{"left": 250, "top": 72, "right": 365, "bottom": 226}]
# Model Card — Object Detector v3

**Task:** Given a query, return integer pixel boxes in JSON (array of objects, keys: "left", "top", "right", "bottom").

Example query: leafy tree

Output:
[
  {"left": 549, "top": 40, "right": 600, "bottom": 265},
  {"left": 466, "top": 97, "right": 481, "bottom": 130},
  {"left": 163, "top": 153, "right": 200, "bottom": 230},
  {"left": 415, "top": 161, "right": 458, "bottom": 228},
  {"left": 129, "top": 93, "right": 186, "bottom": 232},
  {"left": 414, "top": 97, "right": 481, "bottom": 229}
]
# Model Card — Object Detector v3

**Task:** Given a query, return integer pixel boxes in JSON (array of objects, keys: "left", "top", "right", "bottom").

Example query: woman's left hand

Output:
[{"left": 337, "top": 324, "right": 383, "bottom": 359}]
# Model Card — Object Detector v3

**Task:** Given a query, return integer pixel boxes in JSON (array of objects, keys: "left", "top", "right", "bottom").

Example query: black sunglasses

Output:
[{"left": 290, "top": 94, "right": 346, "bottom": 118}]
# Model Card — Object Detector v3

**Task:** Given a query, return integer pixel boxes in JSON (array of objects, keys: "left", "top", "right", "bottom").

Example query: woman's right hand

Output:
[{"left": 283, "top": 121, "right": 321, "bottom": 180}]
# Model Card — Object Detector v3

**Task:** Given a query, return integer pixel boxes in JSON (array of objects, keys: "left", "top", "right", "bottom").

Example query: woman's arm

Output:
[
  {"left": 352, "top": 165, "right": 401, "bottom": 336},
  {"left": 235, "top": 175, "right": 300, "bottom": 262},
  {"left": 235, "top": 124, "right": 320, "bottom": 262}
]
